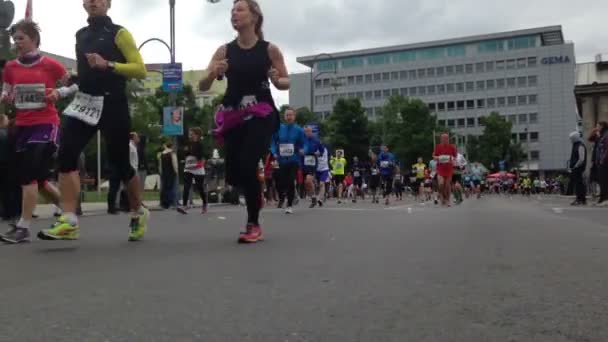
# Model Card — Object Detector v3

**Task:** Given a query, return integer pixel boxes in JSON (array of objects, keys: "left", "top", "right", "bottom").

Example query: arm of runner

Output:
[
  {"left": 1, "top": 66, "right": 13, "bottom": 103},
  {"left": 113, "top": 28, "right": 147, "bottom": 80},
  {"left": 268, "top": 43, "right": 289, "bottom": 90},
  {"left": 199, "top": 45, "right": 227, "bottom": 92},
  {"left": 270, "top": 131, "right": 279, "bottom": 158}
]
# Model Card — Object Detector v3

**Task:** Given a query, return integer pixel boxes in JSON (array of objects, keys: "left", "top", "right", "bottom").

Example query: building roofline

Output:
[{"left": 297, "top": 25, "right": 564, "bottom": 67}]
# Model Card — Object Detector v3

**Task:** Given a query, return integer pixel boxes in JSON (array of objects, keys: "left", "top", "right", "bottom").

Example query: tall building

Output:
[{"left": 289, "top": 26, "right": 577, "bottom": 171}]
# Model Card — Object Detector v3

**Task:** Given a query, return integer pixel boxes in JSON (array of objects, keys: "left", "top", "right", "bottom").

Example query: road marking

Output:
[{"left": 552, "top": 208, "right": 563, "bottom": 214}]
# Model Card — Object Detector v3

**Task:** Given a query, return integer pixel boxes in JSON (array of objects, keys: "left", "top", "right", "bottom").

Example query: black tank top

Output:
[
  {"left": 222, "top": 39, "right": 275, "bottom": 109},
  {"left": 161, "top": 152, "right": 176, "bottom": 179}
]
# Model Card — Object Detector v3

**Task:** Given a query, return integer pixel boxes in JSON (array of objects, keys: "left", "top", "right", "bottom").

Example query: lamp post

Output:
[
  {"left": 524, "top": 126, "right": 530, "bottom": 173},
  {"left": 309, "top": 53, "right": 339, "bottom": 119}
]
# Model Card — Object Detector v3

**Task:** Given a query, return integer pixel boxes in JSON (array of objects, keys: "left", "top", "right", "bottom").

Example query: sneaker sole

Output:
[
  {"left": 37, "top": 231, "right": 79, "bottom": 240},
  {"left": 238, "top": 236, "right": 264, "bottom": 244},
  {"left": 1, "top": 236, "right": 31, "bottom": 244}
]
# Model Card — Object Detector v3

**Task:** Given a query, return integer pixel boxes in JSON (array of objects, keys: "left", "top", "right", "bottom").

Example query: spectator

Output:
[
  {"left": 159, "top": 141, "right": 178, "bottom": 209},
  {"left": 569, "top": 131, "right": 587, "bottom": 205},
  {"left": 588, "top": 127, "right": 601, "bottom": 199},
  {"left": 595, "top": 122, "right": 608, "bottom": 206}
]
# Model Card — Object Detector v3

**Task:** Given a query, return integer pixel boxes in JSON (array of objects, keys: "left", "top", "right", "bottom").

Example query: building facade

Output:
[{"left": 290, "top": 26, "right": 577, "bottom": 171}]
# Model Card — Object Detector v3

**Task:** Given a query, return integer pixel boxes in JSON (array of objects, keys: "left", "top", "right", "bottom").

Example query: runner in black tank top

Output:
[{"left": 199, "top": 0, "right": 290, "bottom": 243}]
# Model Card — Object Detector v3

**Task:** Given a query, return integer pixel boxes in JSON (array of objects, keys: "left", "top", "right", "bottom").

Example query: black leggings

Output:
[
  {"left": 382, "top": 175, "right": 393, "bottom": 197},
  {"left": 278, "top": 162, "right": 299, "bottom": 206},
  {"left": 182, "top": 173, "right": 208, "bottom": 207},
  {"left": 224, "top": 115, "right": 277, "bottom": 225}
]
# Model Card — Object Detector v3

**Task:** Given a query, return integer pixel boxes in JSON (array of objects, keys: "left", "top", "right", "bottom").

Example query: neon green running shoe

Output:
[
  {"left": 38, "top": 216, "right": 80, "bottom": 240},
  {"left": 128, "top": 207, "right": 150, "bottom": 241}
]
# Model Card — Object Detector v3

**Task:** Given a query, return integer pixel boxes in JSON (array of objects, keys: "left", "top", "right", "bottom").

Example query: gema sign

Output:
[{"left": 541, "top": 56, "right": 571, "bottom": 65}]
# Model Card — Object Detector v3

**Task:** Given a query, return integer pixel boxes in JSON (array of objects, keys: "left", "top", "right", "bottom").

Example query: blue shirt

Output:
[
  {"left": 378, "top": 152, "right": 396, "bottom": 176},
  {"left": 271, "top": 123, "right": 306, "bottom": 165}
]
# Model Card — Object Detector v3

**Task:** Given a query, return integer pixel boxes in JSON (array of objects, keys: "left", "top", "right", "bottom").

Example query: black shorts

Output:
[
  {"left": 302, "top": 167, "right": 316, "bottom": 178},
  {"left": 334, "top": 175, "right": 345, "bottom": 185},
  {"left": 369, "top": 175, "right": 381, "bottom": 189},
  {"left": 354, "top": 177, "right": 363, "bottom": 187},
  {"left": 424, "top": 180, "right": 432, "bottom": 188},
  {"left": 453, "top": 174, "right": 462, "bottom": 184}
]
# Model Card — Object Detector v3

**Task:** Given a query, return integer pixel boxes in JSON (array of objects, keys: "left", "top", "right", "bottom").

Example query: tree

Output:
[
  {"left": 378, "top": 96, "right": 437, "bottom": 167},
  {"left": 326, "top": 98, "right": 370, "bottom": 160}
]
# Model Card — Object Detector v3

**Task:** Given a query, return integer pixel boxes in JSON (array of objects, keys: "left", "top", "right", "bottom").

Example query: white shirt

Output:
[
  {"left": 317, "top": 147, "right": 329, "bottom": 172},
  {"left": 129, "top": 141, "right": 138, "bottom": 171}
]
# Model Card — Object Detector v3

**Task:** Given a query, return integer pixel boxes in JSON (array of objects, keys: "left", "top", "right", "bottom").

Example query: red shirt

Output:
[
  {"left": 3, "top": 57, "right": 66, "bottom": 126},
  {"left": 433, "top": 144, "right": 457, "bottom": 176}
]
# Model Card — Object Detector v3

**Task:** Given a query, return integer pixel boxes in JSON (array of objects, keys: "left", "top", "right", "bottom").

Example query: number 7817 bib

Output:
[{"left": 64, "top": 92, "right": 104, "bottom": 126}]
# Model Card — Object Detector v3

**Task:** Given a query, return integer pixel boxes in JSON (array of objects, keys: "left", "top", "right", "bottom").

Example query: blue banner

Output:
[
  {"left": 162, "top": 63, "right": 183, "bottom": 92},
  {"left": 162, "top": 106, "right": 184, "bottom": 136}
]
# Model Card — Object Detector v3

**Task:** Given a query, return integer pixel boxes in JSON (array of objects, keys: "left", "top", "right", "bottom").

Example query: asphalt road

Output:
[{"left": 1, "top": 196, "right": 608, "bottom": 342}]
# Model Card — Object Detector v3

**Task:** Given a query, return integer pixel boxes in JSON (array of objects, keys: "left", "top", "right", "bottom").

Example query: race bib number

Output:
[
  {"left": 304, "top": 155, "right": 316, "bottom": 166},
  {"left": 438, "top": 155, "right": 452, "bottom": 163},
  {"left": 14, "top": 84, "right": 46, "bottom": 110},
  {"left": 64, "top": 92, "right": 104, "bottom": 126},
  {"left": 240, "top": 95, "right": 258, "bottom": 108},
  {"left": 335, "top": 162, "right": 343, "bottom": 169},
  {"left": 380, "top": 161, "right": 390, "bottom": 168},
  {"left": 279, "top": 143, "right": 294, "bottom": 157},
  {"left": 185, "top": 156, "right": 198, "bottom": 169},
  {"left": 371, "top": 168, "right": 379, "bottom": 175},
  {"left": 354, "top": 171, "right": 361, "bottom": 178}
]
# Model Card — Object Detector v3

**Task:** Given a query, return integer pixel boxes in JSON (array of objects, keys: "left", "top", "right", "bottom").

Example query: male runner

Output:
[
  {"left": 330, "top": 149, "right": 347, "bottom": 204},
  {"left": 378, "top": 145, "right": 396, "bottom": 205},
  {"left": 351, "top": 156, "right": 366, "bottom": 203},
  {"left": 303, "top": 126, "right": 322, "bottom": 208},
  {"left": 315, "top": 143, "right": 331, "bottom": 207},
  {"left": 39, "top": 0, "right": 149, "bottom": 241},
  {"left": 470, "top": 162, "right": 484, "bottom": 199},
  {"left": 433, "top": 133, "right": 457, "bottom": 206},
  {"left": 412, "top": 157, "right": 426, "bottom": 201}
]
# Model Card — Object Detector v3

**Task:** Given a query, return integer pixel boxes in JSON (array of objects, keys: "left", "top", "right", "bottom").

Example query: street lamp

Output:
[{"left": 310, "top": 53, "right": 340, "bottom": 119}]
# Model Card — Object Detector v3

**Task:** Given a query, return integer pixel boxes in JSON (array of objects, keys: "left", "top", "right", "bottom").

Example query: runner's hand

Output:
[
  {"left": 85, "top": 53, "right": 108, "bottom": 70},
  {"left": 268, "top": 67, "right": 280, "bottom": 83},
  {"left": 46, "top": 89, "right": 60, "bottom": 103},
  {"left": 212, "top": 59, "right": 228, "bottom": 78}
]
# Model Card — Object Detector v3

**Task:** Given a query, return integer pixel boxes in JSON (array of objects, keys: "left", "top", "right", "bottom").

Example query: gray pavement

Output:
[{"left": 1, "top": 196, "right": 608, "bottom": 342}]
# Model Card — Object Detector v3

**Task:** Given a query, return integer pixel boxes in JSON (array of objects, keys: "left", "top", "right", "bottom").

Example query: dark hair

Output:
[
  {"left": 234, "top": 0, "right": 264, "bottom": 40},
  {"left": 10, "top": 20, "right": 41, "bottom": 48},
  {"left": 189, "top": 127, "right": 203, "bottom": 137},
  {"left": 598, "top": 121, "right": 608, "bottom": 133}
]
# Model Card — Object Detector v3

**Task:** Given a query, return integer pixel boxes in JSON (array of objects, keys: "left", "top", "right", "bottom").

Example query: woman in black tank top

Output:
[{"left": 198, "top": 0, "right": 290, "bottom": 244}]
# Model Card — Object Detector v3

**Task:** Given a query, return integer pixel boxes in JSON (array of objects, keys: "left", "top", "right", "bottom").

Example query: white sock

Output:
[
  {"left": 17, "top": 218, "right": 31, "bottom": 229},
  {"left": 64, "top": 213, "right": 78, "bottom": 225}
]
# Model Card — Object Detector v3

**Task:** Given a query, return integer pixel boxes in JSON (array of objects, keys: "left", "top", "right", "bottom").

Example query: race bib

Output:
[
  {"left": 354, "top": 171, "right": 361, "bottom": 178},
  {"left": 14, "top": 84, "right": 46, "bottom": 110},
  {"left": 371, "top": 168, "right": 379, "bottom": 175},
  {"left": 380, "top": 161, "right": 390, "bottom": 168},
  {"left": 335, "top": 162, "right": 343, "bottom": 169},
  {"left": 279, "top": 143, "right": 294, "bottom": 157},
  {"left": 240, "top": 95, "right": 258, "bottom": 108},
  {"left": 64, "top": 92, "right": 104, "bottom": 126},
  {"left": 185, "top": 156, "right": 199, "bottom": 169},
  {"left": 304, "top": 155, "right": 316, "bottom": 166},
  {"left": 438, "top": 155, "right": 452, "bottom": 163}
]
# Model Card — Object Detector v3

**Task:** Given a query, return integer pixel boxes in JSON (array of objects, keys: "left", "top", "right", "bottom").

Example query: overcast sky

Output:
[{"left": 9, "top": 0, "right": 608, "bottom": 105}]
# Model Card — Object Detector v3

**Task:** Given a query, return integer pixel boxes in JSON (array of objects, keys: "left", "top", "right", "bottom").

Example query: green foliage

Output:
[{"left": 326, "top": 98, "right": 370, "bottom": 160}]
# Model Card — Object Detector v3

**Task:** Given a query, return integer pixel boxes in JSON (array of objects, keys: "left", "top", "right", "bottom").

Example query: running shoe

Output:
[
  {"left": 202, "top": 205, "right": 208, "bottom": 214},
  {"left": 309, "top": 200, "right": 317, "bottom": 209},
  {"left": 285, "top": 207, "right": 293, "bottom": 214},
  {"left": 277, "top": 199, "right": 285, "bottom": 209},
  {"left": 128, "top": 207, "right": 150, "bottom": 241},
  {"left": 2, "top": 227, "right": 30, "bottom": 244},
  {"left": 238, "top": 223, "right": 263, "bottom": 243},
  {"left": 38, "top": 216, "right": 80, "bottom": 240},
  {"left": 177, "top": 206, "right": 189, "bottom": 215},
  {"left": 0, "top": 225, "right": 17, "bottom": 240},
  {"left": 317, "top": 200, "right": 324, "bottom": 207}
]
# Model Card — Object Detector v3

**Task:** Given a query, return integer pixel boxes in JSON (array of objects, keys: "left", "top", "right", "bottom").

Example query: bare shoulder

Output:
[
  {"left": 267, "top": 43, "right": 283, "bottom": 59},
  {"left": 213, "top": 44, "right": 228, "bottom": 60}
]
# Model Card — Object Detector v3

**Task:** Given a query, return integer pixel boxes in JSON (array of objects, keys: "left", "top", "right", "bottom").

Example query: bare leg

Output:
[
  {"left": 40, "top": 181, "right": 61, "bottom": 207},
  {"left": 59, "top": 171, "right": 80, "bottom": 214},
  {"left": 126, "top": 175, "right": 143, "bottom": 212},
  {"left": 20, "top": 183, "right": 38, "bottom": 222}
]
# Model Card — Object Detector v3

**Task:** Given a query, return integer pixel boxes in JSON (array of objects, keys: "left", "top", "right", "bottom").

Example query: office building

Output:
[{"left": 290, "top": 26, "right": 577, "bottom": 171}]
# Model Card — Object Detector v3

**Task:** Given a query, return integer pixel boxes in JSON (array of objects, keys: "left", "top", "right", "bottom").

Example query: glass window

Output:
[
  {"left": 478, "top": 40, "right": 504, "bottom": 53},
  {"left": 456, "top": 83, "right": 464, "bottom": 92},
  {"left": 438, "top": 120, "right": 446, "bottom": 127},
  {"left": 477, "top": 81, "right": 485, "bottom": 91},
  {"left": 324, "top": 95, "right": 331, "bottom": 103},
  {"left": 438, "top": 84, "right": 446, "bottom": 94},
  {"left": 447, "top": 83, "right": 455, "bottom": 93},
  {"left": 465, "top": 64, "right": 474, "bottom": 74},
  {"left": 341, "top": 57, "right": 364, "bottom": 68},
  {"left": 365, "top": 74, "right": 373, "bottom": 83},
  {"left": 519, "top": 133, "right": 528, "bottom": 142},
  {"left": 427, "top": 68, "right": 436, "bottom": 77},
  {"left": 496, "top": 60, "right": 505, "bottom": 70},
  {"left": 438, "top": 102, "right": 446, "bottom": 111},
  {"left": 530, "top": 132, "right": 539, "bottom": 142},
  {"left": 391, "top": 89, "right": 399, "bottom": 96},
  {"left": 528, "top": 57, "right": 537, "bottom": 68},
  {"left": 486, "top": 79, "right": 495, "bottom": 89},
  {"left": 317, "top": 60, "right": 337, "bottom": 72},
  {"left": 331, "top": 94, "right": 338, "bottom": 103},
  {"left": 519, "top": 114, "right": 528, "bottom": 123},
  {"left": 436, "top": 66, "right": 445, "bottom": 77},
  {"left": 517, "top": 58, "right": 527, "bottom": 68},
  {"left": 383, "top": 89, "right": 391, "bottom": 98},
  {"left": 497, "top": 97, "right": 506, "bottom": 107},
  {"left": 374, "top": 73, "right": 381, "bottom": 82},
  {"left": 409, "top": 70, "right": 417, "bottom": 79},
  {"left": 382, "top": 72, "right": 390, "bottom": 81},
  {"left": 528, "top": 76, "right": 538, "bottom": 87},
  {"left": 529, "top": 112, "right": 538, "bottom": 123},
  {"left": 367, "top": 54, "right": 391, "bottom": 65},
  {"left": 530, "top": 151, "right": 540, "bottom": 160},
  {"left": 507, "top": 78, "right": 516, "bottom": 88},
  {"left": 447, "top": 102, "right": 455, "bottom": 111},
  {"left": 478, "top": 117, "right": 486, "bottom": 126},
  {"left": 511, "top": 133, "right": 518, "bottom": 142},
  {"left": 497, "top": 79, "right": 505, "bottom": 89},
  {"left": 400, "top": 88, "right": 408, "bottom": 97},
  {"left": 506, "top": 59, "right": 516, "bottom": 70},
  {"left": 466, "top": 81, "right": 475, "bottom": 92},
  {"left": 509, "top": 114, "right": 517, "bottom": 124},
  {"left": 517, "top": 76, "right": 527, "bottom": 87},
  {"left": 323, "top": 79, "right": 330, "bottom": 88},
  {"left": 314, "top": 95, "right": 322, "bottom": 104},
  {"left": 418, "top": 69, "right": 426, "bottom": 78},
  {"left": 476, "top": 62, "right": 485, "bottom": 73},
  {"left": 455, "top": 65, "right": 464, "bottom": 74},
  {"left": 508, "top": 36, "right": 537, "bottom": 50},
  {"left": 518, "top": 95, "right": 528, "bottom": 106},
  {"left": 466, "top": 100, "right": 475, "bottom": 109},
  {"left": 457, "top": 118, "right": 466, "bottom": 128},
  {"left": 391, "top": 72, "right": 399, "bottom": 81},
  {"left": 347, "top": 76, "right": 355, "bottom": 85},
  {"left": 457, "top": 100, "right": 465, "bottom": 110},
  {"left": 487, "top": 98, "right": 496, "bottom": 108},
  {"left": 446, "top": 65, "right": 454, "bottom": 75},
  {"left": 356, "top": 75, "right": 364, "bottom": 84},
  {"left": 477, "top": 99, "right": 485, "bottom": 108},
  {"left": 365, "top": 91, "right": 373, "bottom": 100},
  {"left": 409, "top": 87, "right": 417, "bottom": 96},
  {"left": 347, "top": 92, "right": 355, "bottom": 99},
  {"left": 486, "top": 61, "right": 495, "bottom": 72},
  {"left": 374, "top": 90, "right": 382, "bottom": 99},
  {"left": 508, "top": 96, "right": 517, "bottom": 106},
  {"left": 400, "top": 71, "right": 408, "bottom": 80},
  {"left": 418, "top": 47, "right": 445, "bottom": 60},
  {"left": 428, "top": 85, "right": 436, "bottom": 94},
  {"left": 418, "top": 86, "right": 426, "bottom": 96},
  {"left": 315, "top": 79, "right": 322, "bottom": 88},
  {"left": 467, "top": 118, "right": 476, "bottom": 127},
  {"left": 428, "top": 103, "right": 436, "bottom": 111},
  {"left": 447, "top": 119, "right": 455, "bottom": 128},
  {"left": 529, "top": 94, "right": 538, "bottom": 105},
  {"left": 393, "top": 51, "right": 417, "bottom": 63},
  {"left": 447, "top": 45, "right": 466, "bottom": 57}
]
